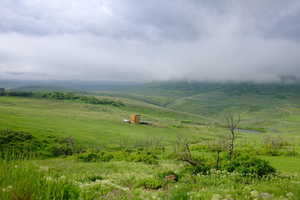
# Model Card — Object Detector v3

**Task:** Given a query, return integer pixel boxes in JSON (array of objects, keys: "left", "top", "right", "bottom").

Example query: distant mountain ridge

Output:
[{"left": 2, "top": 79, "right": 300, "bottom": 97}]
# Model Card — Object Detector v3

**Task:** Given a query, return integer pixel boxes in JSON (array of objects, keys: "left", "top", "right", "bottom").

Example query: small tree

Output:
[
  {"left": 175, "top": 136, "right": 199, "bottom": 166},
  {"left": 225, "top": 113, "right": 241, "bottom": 160},
  {"left": 210, "top": 138, "right": 228, "bottom": 169}
]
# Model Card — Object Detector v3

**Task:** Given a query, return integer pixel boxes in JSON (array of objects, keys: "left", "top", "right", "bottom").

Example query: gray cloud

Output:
[{"left": 0, "top": 0, "right": 300, "bottom": 82}]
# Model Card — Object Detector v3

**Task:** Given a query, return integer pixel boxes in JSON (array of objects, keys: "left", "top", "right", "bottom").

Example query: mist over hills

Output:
[{"left": 2, "top": 79, "right": 300, "bottom": 96}]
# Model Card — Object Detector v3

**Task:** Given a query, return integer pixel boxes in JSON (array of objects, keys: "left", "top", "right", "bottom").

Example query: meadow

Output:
[{"left": 1, "top": 83, "right": 300, "bottom": 200}]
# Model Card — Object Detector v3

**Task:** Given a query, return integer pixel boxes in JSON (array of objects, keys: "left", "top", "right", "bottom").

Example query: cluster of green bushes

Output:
[
  {"left": 3, "top": 91, "right": 124, "bottom": 106},
  {"left": 225, "top": 154, "right": 276, "bottom": 176},
  {"left": 175, "top": 141, "right": 276, "bottom": 177},
  {"left": 76, "top": 145, "right": 276, "bottom": 178},
  {"left": 0, "top": 129, "right": 83, "bottom": 158},
  {"left": 77, "top": 148, "right": 159, "bottom": 164},
  {"left": 0, "top": 129, "right": 42, "bottom": 153},
  {"left": 181, "top": 153, "right": 276, "bottom": 177}
]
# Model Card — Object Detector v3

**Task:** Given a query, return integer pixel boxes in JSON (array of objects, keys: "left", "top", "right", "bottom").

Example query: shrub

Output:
[
  {"left": 109, "top": 151, "right": 129, "bottom": 161},
  {"left": 225, "top": 154, "right": 276, "bottom": 177},
  {"left": 47, "top": 137, "right": 82, "bottom": 157},
  {"left": 0, "top": 129, "right": 43, "bottom": 153},
  {"left": 98, "top": 152, "right": 114, "bottom": 162},
  {"left": 0, "top": 129, "right": 82, "bottom": 158},
  {"left": 136, "top": 178, "right": 164, "bottom": 190},
  {"left": 183, "top": 164, "right": 211, "bottom": 175},
  {"left": 77, "top": 153, "right": 99, "bottom": 162},
  {"left": 77, "top": 151, "right": 113, "bottom": 162},
  {"left": 128, "top": 151, "right": 158, "bottom": 164},
  {"left": 87, "top": 175, "right": 103, "bottom": 182},
  {"left": 76, "top": 149, "right": 159, "bottom": 164},
  {"left": 157, "top": 171, "right": 179, "bottom": 182}
]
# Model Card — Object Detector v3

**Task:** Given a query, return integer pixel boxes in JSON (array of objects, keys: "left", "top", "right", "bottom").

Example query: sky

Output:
[{"left": 1, "top": 0, "right": 300, "bottom": 82}]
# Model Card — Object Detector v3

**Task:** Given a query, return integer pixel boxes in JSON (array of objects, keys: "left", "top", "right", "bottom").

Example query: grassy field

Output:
[
  {"left": 0, "top": 96, "right": 213, "bottom": 146},
  {"left": 1, "top": 87, "right": 300, "bottom": 200}
]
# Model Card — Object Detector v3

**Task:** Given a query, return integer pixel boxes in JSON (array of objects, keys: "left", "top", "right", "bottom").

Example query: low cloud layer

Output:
[{"left": 1, "top": 0, "right": 300, "bottom": 82}]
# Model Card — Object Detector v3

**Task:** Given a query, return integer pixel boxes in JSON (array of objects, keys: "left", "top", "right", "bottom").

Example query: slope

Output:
[{"left": 0, "top": 95, "right": 214, "bottom": 147}]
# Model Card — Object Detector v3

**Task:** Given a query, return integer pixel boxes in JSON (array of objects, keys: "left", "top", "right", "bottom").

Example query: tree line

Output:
[{"left": 1, "top": 90, "right": 124, "bottom": 107}]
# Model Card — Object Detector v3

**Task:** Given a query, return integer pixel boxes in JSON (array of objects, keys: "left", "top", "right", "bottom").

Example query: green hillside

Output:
[
  {"left": 92, "top": 82, "right": 300, "bottom": 135},
  {"left": 0, "top": 96, "right": 213, "bottom": 147},
  {"left": 1, "top": 83, "right": 300, "bottom": 200}
]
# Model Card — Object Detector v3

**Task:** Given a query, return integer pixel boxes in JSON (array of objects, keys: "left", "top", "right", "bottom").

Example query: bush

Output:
[
  {"left": 76, "top": 148, "right": 159, "bottom": 164},
  {"left": 77, "top": 151, "right": 113, "bottom": 162},
  {"left": 127, "top": 151, "right": 159, "bottom": 164},
  {"left": 47, "top": 137, "right": 82, "bottom": 157},
  {"left": 0, "top": 129, "right": 82, "bottom": 158},
  {"left": 87, "top": 175, "right": 103, "bottom": 182},
  {"left": 183, "top": 164, "right": 211, "bottom": 175},
  {"left": 225, "top": 154, "right": 276, "bottom": 177},
  {"left": 136, "top": 178, "right": 164, "bottom": 190},
  {"left": 0, "top": 129, "right": 42, "bottom": 153},
  {"left": 157, "top": 170, "right": 179, "bottom": 182},
  {"left": 98, "top": 152, "right": 114, "bottom": 162},
  {"left": 77, "top": 153, "right": 99, "bottom": 162}
]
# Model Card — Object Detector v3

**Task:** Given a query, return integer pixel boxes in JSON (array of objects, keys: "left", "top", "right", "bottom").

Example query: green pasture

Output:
[{"left": 0, "top": 97, "right": 214, "bottom": 147}]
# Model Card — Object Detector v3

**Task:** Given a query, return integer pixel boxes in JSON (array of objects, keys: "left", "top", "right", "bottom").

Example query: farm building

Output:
[{"left": 130, "top": 114, "right": 141, "bottom": 124}]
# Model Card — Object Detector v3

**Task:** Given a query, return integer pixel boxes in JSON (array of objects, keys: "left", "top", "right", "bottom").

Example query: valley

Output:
[{"left": 1, "top": 82, "right": 300, "bottom": 199}]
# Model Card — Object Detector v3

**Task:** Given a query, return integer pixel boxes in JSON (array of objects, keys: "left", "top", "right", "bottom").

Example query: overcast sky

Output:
[{"left": 1, "top": 0, "right": 300, "bottom": 82}]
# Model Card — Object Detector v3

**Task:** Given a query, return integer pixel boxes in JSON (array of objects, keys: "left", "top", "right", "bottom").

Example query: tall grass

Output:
[{"left": 0, "top": 153, "right": 79, "bottom": 200}]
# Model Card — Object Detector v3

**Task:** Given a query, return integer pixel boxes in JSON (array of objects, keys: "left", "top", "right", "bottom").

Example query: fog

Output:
[{"left": 1, "top": 0, "right": 300, "bottom": 82}]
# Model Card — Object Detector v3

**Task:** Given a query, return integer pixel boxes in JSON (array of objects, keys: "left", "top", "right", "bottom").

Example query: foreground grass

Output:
[{"left": 1, "top": 155, "right": 300, "bottom": 200}]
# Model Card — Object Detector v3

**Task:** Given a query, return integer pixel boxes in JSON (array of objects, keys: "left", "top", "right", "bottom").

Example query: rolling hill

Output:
[{"left": 1, "top": 81, "right": 300, "bottom": 200}]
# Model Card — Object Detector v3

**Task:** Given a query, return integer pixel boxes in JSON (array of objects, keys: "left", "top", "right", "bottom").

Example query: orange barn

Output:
[{"left": 130, "top": 114, "right": 141, "bottom": 124}]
